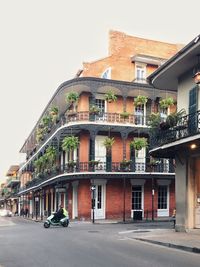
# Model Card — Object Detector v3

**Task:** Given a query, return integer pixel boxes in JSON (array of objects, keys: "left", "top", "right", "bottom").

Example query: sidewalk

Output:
[{"left": 128, "top": 228, "right": 200, "bottom": 254}]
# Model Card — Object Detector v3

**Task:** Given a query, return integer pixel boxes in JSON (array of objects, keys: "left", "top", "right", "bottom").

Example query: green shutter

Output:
[{"left": 188, "top": 86, "right": 198, "bottom": 134}]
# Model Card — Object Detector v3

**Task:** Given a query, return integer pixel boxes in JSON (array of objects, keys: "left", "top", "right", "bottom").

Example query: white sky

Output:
[{"left": 0, "top": 0, "right": 199, "bottom": 181}]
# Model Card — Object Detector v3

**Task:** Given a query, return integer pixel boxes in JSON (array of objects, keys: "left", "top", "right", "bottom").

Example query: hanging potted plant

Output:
[
  {"left": 134, "top": 95, "right": 148, "bottom": 106},
  {"left": 159, "top": 97, "right": 174, "bottom": 109},
  {"left": 103, "top": 137, "right": 115, "bottom": 150},
  {"left": 130, "top": 138, "right": 148, "bottom": 151},
  {"left": 62, "top": 136, "right": 79, "bottom": 152},
  {"left": 104, "top": 90, "right": 117, "bottom": 103},
  {"left": 66, "top": 92, "right": 79, "bottom": 104},
  {"left": 45, "top": 146, "right": 57, "bottom": 168}
]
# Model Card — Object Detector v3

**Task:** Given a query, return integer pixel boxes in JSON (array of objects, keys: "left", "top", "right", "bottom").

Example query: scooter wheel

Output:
[
  {"left": 62, "top": 221, "right": 69, "bottom": 227},
  {"left": 44, "top": 222, "right": 50, "bottom": 228}
]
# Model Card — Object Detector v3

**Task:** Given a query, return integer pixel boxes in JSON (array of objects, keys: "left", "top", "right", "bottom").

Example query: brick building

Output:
[{"left": 17, "top": 30, "right": 181, "bottom": 221}]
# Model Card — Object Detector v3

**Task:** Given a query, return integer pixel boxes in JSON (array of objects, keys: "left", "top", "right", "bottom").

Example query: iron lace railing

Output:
[
  {"left": 150, "top": 110, "right": 200, "bottom": 148},
  {"left": 20, "top": 159, "right": 174, "bottom": 192},
  {"left": 66, "top": 111, "right": 148, "bottom": 126}
]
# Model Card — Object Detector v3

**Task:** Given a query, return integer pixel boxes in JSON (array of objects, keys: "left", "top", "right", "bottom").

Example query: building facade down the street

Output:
[
  {"left": 148, "top": 34, "right": 200, "bottom": 231},
  {"left": 16, "top": 30, "right": 182, "bottom": 221},
  {"left": 0, "top": 165, "right": 20, "bottom": 214}
]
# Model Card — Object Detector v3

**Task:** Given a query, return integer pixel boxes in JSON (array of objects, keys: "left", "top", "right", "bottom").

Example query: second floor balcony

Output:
[
  {"left": 66, "top": 111, "right": 148, "bottom": 126},
  {"left": 150, "top": 110, "right": 200, "bottom": 157},
  {"left": 20, "top": 158, "right": 175, "bottom": 193}
]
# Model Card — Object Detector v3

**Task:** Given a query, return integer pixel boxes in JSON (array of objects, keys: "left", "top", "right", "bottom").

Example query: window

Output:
[
  {"left": 101, "top": 67, "right": 111, "bottom": 79},
  {"left": 95, "top": 99, "right": 105, "bottom": 114},
  {"left": 135, "top": 64, "right": 146, "bottom": 83},
  {"left": 132, "top": 186, "right": 142, "bottom": 210},
  {"left": 135, "top": 105, "right": 145, "bottom": 125},
  {"left": 158, "top": 186, "right": 168, "bottom": 209}
]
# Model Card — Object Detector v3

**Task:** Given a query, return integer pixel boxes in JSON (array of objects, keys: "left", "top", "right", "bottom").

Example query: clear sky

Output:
[{"left": 0, "top": 0, "right": 199, "bottom": 182}]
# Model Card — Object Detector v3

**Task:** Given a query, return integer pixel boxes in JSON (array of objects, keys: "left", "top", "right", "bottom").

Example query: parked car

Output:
[{"left": 0, "top": 209, "right": 12, "bottom": 217}]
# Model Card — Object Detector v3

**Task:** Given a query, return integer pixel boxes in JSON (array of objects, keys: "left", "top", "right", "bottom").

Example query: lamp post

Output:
[{"left": 91, "top": 185, "right": 96, "bottom": 224}]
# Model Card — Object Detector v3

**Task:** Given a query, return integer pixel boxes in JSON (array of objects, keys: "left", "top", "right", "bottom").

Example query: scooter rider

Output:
[{"left": 54, "top": 205, "right": 68, "bottom": 221}]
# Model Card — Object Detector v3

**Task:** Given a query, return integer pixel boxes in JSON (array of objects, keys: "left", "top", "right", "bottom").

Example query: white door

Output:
[
  {"left": 92, "top": 184, "right": 106, "bottom": 219},
  {"left": 157, "top": 185, "right": 169, "bottom": 217}
]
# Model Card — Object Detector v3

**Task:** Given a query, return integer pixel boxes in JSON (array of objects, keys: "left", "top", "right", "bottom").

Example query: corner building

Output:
[{"left": 18, "top": 31, "right": 181, "bottom": 221}]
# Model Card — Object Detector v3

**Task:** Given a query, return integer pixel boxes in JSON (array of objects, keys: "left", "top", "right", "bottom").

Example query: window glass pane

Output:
[
  {"left": 132, "top": 186, "right": 142, "bottom": 210},
  {"left": 158, "top": 186, "right": 167, "bottom": 209}
]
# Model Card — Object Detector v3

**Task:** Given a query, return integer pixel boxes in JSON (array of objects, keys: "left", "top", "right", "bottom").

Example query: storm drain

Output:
[{"left": 88, "top": 230, "right": 100, "bottom": 233}]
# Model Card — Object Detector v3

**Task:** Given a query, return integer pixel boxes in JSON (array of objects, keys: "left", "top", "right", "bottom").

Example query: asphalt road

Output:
[{"left": 0, "top": 217, "right": 199, "bottom": 267}]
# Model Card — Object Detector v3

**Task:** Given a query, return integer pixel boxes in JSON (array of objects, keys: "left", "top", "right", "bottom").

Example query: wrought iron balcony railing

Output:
[
  {"left": 66, "top": 111, "right": 148, "bottom": 126},
  {"left": 150, "top": 110, "right": 200, "bottom": 148},
  {"left": 20, "top": 159, "right": 174, "bottom": 192}
]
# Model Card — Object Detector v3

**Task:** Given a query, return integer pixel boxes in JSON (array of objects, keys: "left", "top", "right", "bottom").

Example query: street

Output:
[{"left": 0, "top": 217, "right": 200, "bottom": 267}]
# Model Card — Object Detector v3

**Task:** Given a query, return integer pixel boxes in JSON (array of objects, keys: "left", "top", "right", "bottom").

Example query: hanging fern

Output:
[{"left": 62, "top": 136, "right": 79, "bottom": 152}]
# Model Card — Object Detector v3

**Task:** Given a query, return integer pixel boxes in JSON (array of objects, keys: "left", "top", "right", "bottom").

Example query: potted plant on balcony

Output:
[
  {"left": 36, "top": 127, "right": 45, "bottom": 143},
  {"left": 130, "top": 138, "right": 148, "bottom": 151},
  {"left": 148, "top": 112, "right": 161, "bottom": 128},
  {"left": 104, "top": 90, "right": 117, "bottom": 103},
  {"left": 120, "top": 159, "right": 132, "bottom": 171},
  {"left": 89, "top": 160, "right": 100, "bottom": 167},
  {"left": 134, "top": 95, "right": 148, "bottom": 106},
  {"left": 148, "top": 159, "right": 161, "bottom": 168},
  {"left": 166, "top": 108, "right": 186, "bottom": 128},
  {"left": 89, "top": 105, "right": 100, "bottom": 115},
  {"left": 120, "top": 111, "right": 130, "bottom": 119},
  {"left": 41, "top": 115, "right": 52, "bottom": 133},
  {"left": 67, "top": 160, "right": 77, "bottom": 169},
  {"left": 49, "top": 106, "right": 59, "bottom": 124}
]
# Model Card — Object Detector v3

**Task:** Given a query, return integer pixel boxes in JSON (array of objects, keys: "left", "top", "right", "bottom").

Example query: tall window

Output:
[
  {"left": 132, "top": 186, "right": 142, "bottom": 210},
  {"left": 158, "top": 186, "right": 168, "bottom": 209},
  {"left": 95, "top": 99, "right": 105, "bottom": 114},
  {"left": 135, "top": 64, "right": 146, "bottom": 83}
]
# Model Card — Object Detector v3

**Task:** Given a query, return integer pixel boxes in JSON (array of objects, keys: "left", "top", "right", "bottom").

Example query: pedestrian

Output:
[{"left": 172, "top": 208, "right": 176, "bottom": 228}]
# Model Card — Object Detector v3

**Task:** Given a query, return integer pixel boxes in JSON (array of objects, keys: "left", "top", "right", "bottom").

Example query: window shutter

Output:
[{"left": 188, "top": 86, "right": 198, "bottom": 134}]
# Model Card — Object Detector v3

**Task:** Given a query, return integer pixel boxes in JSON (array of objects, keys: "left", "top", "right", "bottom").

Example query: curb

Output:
[{"left": 134, "top": 238, "right": 200, "bottom": 254}]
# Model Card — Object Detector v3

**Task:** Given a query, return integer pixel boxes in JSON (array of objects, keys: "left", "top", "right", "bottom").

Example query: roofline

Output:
[{"left": 147, "top": 35, "right": 200, "bottom": 84}]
